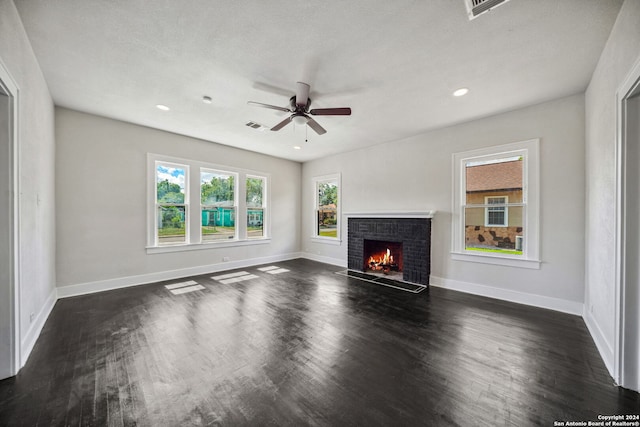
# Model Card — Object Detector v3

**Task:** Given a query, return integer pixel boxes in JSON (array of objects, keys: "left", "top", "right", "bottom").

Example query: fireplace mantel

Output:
[{"left": 344, "top": 210, "right": 436, "bottom": 219}]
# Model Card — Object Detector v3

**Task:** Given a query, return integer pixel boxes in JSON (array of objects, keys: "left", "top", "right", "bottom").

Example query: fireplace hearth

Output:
[{"left": 347, "top": 214, "right": 432, "bottom": 286}]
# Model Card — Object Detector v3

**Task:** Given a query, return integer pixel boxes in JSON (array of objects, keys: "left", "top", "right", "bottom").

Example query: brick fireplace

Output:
[{"left": 347, "top": 214, "right": 433, "bottom": 286}]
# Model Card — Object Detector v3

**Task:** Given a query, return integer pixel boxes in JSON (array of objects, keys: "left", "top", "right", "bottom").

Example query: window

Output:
[
  {"left": 201, "top": 169, "right": 237, "bottom": 242},
  {"left": 313, "top": 174, "right": 341, "bottom": 242},
  {"left": 485, "top": 196, "right": 508, "bottom": 227},
  {"left": 155, "top": 162, "right": 188, "bottom": 246},
  {"left": 246, "top": 175, "right": 266, "bottom": 238},
  {"left": 147, "top": 154, "right": 270, "bottom": 252},
  {"left": 452, "top": 139, "right": 540, "bottom": 269}
]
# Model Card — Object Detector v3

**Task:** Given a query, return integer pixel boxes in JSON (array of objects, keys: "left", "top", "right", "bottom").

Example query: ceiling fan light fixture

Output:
[{"left": 292, "top": 114, "right": 309, "bottom": 125}]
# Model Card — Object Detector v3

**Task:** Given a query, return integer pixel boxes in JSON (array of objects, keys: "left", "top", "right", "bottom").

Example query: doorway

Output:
[
  {"left": 0, "top": 62, "right": 18, "bottom": 380},
  {"left": 615, "top": 60, "right": 640, "bottom": 391}
]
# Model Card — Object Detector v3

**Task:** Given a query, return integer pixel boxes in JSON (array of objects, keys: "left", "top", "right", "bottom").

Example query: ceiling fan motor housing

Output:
[{"left": 290, "top": 95, "right": 311, "bottom": 112}]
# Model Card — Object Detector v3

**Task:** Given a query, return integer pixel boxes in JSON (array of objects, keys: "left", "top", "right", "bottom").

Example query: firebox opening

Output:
[{"left": 363, "top": 240, "right": 403, "bottom": 278}]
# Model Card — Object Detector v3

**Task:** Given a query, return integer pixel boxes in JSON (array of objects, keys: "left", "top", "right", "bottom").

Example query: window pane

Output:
[
  {"left": 157, "top": 164, "right": 185, "bottom": 203},
  {"left": 465, "top": 156, "right": 523, "bottom": 204},
  {"left": 202, "top": 207, "right": 236, "bottom": 241},
  {"left": 247, "top": 208, "right": 264, "bottom": 238},
  {"left": 201, "top": 171, "right": 235, "bottom": 206},
  {"left": 201, "top": 171, "right": 236, "bottom": 241},
  {"left": 317, "top": 181, "right": 338, "bottom": 238},
  {"left": 465, "top": 206, "right": 523, "bottom": 255},
  {"left": 157, "top": 206, "right": 186, "bottom": 245},
  {"left": 487, "top": 207, "right": 506, "bottom": 226},
  {"left": 318, "top": 208, "right": 337, "bottom": 237},
  {"left": 246, "top": 177, "right": 264, "bottom": 208}
]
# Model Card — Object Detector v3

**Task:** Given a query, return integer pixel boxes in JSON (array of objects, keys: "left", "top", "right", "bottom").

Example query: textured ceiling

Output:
[{"left": 14, "top": 0, "right": 622, "bottom": 162}]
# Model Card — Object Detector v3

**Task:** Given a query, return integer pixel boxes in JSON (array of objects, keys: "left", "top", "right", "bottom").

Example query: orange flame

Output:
[{"left": 368, "top": 248, "right": 394, "bottom": 266}]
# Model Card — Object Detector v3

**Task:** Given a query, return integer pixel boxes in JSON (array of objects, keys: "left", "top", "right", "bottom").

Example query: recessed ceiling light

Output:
[
  {"left": 453, "top": 88, "right": 469, "bottom": 97},
  {"left": 202, "top": 96, "right": 212, "bottom": 104},
  {"left": 156, "top": 104, "right": 170, "bottom": 111},
  {"left": 293, "top": 146, "right": 301, "bottom": 150}
]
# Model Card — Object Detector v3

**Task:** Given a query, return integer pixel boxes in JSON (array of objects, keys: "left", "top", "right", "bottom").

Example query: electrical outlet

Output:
[
  {"left": 30, "top": 312, "right": 35, "bottom": 323},
  {"left": 222, "top": 256, "right": 230, "bottom": 262}
]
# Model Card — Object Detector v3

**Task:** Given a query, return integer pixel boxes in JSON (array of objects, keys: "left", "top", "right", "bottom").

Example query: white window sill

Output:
[
  {"left": 147, "top": 238, "right": 271, "bottom": 254},
  {"left": 311, "top": 236, "right": 342, "bottom": 246},
  {"left": 451, "top": 251, "right": 541, "bottom": 269}
]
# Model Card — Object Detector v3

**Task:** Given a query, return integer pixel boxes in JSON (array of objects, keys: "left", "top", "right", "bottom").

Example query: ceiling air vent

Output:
[
  {"left": 464, "top": 0, "right": 511, "bottom": 20},
  {"left": 245, "top": 121, "right": 269, "bottom": 131}
]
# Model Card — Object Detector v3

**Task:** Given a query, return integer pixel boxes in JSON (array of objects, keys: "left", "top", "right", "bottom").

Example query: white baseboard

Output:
[
  {"left": 57, "top": 252, "right": 303, "bottom": 299},
  {"left": 583, "top": 307, "right": 615, "bottom": 377},
  {"left": 20, "top": 287, "right": 57, "bottom": 368},
  {"left": 429, "top": 275, "right": 584, "bottom": 316},
  {"left": 300, "top": 252, "right": 346, "bottom": 268}
]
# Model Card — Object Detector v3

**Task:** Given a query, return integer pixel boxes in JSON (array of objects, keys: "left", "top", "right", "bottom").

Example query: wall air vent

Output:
[{"left": 464, "top": 0, "right": 511, "bottom": 20}]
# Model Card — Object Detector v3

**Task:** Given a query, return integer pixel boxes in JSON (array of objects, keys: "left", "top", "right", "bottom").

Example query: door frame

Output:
[
  {"left": 0, "top": 58, "right": 21, "bottom": 378},
  {"left": 614, "top": 56, "right": 640, "bottom": 391}
]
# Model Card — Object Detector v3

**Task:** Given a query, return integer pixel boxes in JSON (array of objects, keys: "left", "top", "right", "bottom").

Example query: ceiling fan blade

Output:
[
  {"left": 252, "top": 81, "right": 293, "bottom": 98},
  {"left": 270, "top": 117, "right": 292, "bottom": 131},
  {"left": 306, "top": 117, "right": 327, "bottom": 135},
  {"left": 247, "top": 101, "right": 291, "bottom": 113},
  {"left": 296, "top": 82, "right": 310, "bottom": 107},
  {"left": 309, "top": 107, "right": 352, "bottom": 116}
]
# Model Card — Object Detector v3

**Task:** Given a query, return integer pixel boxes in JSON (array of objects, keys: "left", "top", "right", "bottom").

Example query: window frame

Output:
[
  {"left": 312, "top": 173, "right": 341, "bottom": 244},
  {"left": 452, "top": 139, "right": 540, "bottom": 269},
  {"left": 147, "top": 153, "right": 270, "bottom": 254}
]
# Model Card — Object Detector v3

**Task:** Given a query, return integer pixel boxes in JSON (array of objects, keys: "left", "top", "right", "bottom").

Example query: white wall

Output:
[
  {"left": 584, "top": 0, "right": 640, "bottom": 376},
  {"left": 0, "top": 0, "right": 57, "bottom": 364},
  {"left": 55, "top": 108, "right": 301, "bottom": 292},
  {"left": 302, "top": 94, "right": 585, "bottom": 314}
]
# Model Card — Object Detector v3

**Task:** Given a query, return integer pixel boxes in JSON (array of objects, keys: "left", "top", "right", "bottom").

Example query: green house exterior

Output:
[{"left": 201, "top": 207, "right": 263, "bottom": 227}]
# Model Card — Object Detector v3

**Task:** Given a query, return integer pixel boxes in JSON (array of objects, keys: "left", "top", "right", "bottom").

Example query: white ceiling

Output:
[{"left": 14, "top": 0, "right": 622, "bottom": 162}]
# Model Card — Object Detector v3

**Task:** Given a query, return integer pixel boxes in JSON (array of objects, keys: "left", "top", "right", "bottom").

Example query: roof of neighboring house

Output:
[{"left": 466, "top": 160, "right": 523, "bottom": 192}]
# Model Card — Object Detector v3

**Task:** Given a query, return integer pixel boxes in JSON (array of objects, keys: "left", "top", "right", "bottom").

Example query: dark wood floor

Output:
[{"left": 1, "top": 259, "right": 638, "bottom": 426}]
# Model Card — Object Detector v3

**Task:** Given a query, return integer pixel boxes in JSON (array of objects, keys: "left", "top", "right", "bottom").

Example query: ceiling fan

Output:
[{"left": 247, "top": 81, "right": 351, "bottom": 135}]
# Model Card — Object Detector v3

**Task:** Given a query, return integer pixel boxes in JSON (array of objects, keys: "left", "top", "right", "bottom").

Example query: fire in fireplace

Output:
[{"left": 363, "top": 240, "right": 403, "bottom": 275}]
